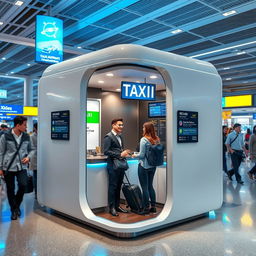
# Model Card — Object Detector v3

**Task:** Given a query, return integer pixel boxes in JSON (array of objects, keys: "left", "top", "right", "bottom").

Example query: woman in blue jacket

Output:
[{"left": 133, "top": 122, "right": 160, "bottom": 214}]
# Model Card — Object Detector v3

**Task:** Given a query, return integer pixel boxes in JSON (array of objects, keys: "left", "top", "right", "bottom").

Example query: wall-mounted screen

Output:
[
  {"left": 177, "top": 110, "right": 198, "bottom": 143},
  {"left": 148, "top": 102, "right": 166, "bottom": 118},
  {"left": 51, "top": 110, "right": 69, "bottom": 140},
  {"left": 121, "top": 81, "right": 156, "bottom": 100},
  {"left": 35, "top": 15, "right": 63, "bottom": 64}
]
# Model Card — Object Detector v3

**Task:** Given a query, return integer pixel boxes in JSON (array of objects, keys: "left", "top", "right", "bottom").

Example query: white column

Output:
[{"left": 24, "top": 76, "right": 34, "bottom": 133}]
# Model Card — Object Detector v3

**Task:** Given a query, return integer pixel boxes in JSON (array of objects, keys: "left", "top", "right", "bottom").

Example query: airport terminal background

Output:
[{"left": 1, "top": 0, "right": 256, "bottom": 255}]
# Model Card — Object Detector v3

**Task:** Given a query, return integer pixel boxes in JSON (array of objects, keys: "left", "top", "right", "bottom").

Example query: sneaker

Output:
[
  {"left": 11, "top": 211, "right": 18, "bottom": 220},
  {"left": 227, "top": 172, "right": 233, "bottom": 181},
  {"left": 150, "top": 207, "right": 157, "bottom": 213},
  {"left": 237, "top": 181, "right": 244, "bottom": 185},
  {"left": 247, "top": 172, "right": 254, "bottom": 180}
]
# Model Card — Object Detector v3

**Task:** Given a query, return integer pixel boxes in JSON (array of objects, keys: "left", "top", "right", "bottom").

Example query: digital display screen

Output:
[
  {"left": 177, "top": 110, "right": 198, "bottom": 143},
  {"left": 35, "top": 15, "right": 63, "bottom": 64},
  {"left": 51, "top": 110, "right": 70, "bottom": 140},
  {"left": 121, "top": 81, "right": 156, "bottom": 100},
  {"left": 148, "top": 102, "right": 166, "bottom": 118}
]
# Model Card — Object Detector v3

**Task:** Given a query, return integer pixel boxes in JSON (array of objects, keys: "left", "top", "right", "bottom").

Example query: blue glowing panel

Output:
[
  {"left": 148, "top": 102, "right": 166, "bottom": 118},
  {"left": 121, "top": 81, "right": 156, "bottom": 100},
  {"left": 36, "top": 15, "right": 63, "bottom": 64},
  {"left": 0, "top": 104, "right": 23, "bottom": 114},
  {"left": 0, "top": 89, "right": 7, "bottom": 99}
]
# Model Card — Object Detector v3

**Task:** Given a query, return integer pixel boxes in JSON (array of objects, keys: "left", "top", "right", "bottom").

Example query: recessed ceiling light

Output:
[
  {"left": 5, "top": 73, "right": 8, "bottom": 76},
  {"left": 15, "top": 1, "right": 24, "bottom": 6},
  {"left": 106, "top": 73, "right": 114, "bottom": 77},
  {"left": 223, "top": 10, "right": 237, "bottom": 16},
  {"left": 190, "top": 41, "right": 256, "bottom": 58},
  {"left": 2, "top": 57, "right": 6, "bottom": 60},
  {"left": 223, "top": 67, "right": 230, "bottom": 70},
  {"left": 77, "top": 46, "right": 82, "bottom": 49},
  {"left": 150, "top": 75, "right": 157, "bottom": 79},
  {"left": 98, "top": 80, "right": 104, "bottom": 84},
  {"left": 11, "top": 72, "right": 14, "bottom": 74},
  {"left": 27, "top": 63, "right": 31, "bottom": 66},
  {"left": 225, "top": 78, "right": 232, "bottom": 80},
  {"left": 171, "top": 29, "right": 183, "bottom": 34},
  {"left": 0, "top": 22, "right": 3, "bottom": 26},
  {"left": 116, "top": 89, "right": 121, "bottom": 91},
  {"left": 236, "top": 51, "right": 246, "bottom": 55}
]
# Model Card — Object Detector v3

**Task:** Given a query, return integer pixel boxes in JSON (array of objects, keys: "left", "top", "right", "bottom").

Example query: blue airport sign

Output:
[
  {"left": 0, "top": 89, "right": 7, "bottom": 99},
  {"left": 253, "top": 113, "right": 256, "bottom": 120},
  {"left": 35, "top": 15, "right": 63, "bottom": 64},
  {"left": 0, "top": 104, "right": 23, "bottom": 114},
  {"left": 121, "top": 81, "right": 156, "bottom": 100}
]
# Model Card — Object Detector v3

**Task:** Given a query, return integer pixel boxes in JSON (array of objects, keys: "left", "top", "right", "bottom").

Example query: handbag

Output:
[
  {"left": 113, "top": 158, "right": 129, "bottom": 171},
  {"left": 25, "top": 174, "right": 34, "bottom": 193}
]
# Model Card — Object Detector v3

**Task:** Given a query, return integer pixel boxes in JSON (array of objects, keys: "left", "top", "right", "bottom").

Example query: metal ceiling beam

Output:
[
  {"left": 133, "top": 1, "right": 256, "bottom": 46},
  {"left": 64, "top": 0, "right": 141, "bottom": 37},
  {"left": 0, "top": 33, "right": 90, "bottom": 55},
  {"left": 81, "top": 0, "right": 197, "bottom": 47}
]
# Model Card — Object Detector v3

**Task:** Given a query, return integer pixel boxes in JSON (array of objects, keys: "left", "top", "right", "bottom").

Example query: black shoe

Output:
[
  {"left": 16, "top": 208, "right": 21, "bottom": 217},
  {"left": 237, "top": 181, "right": 244, "bottom": 185},
  {"left": 109, "top": 208, "right": 119, "bottom": 216},
  {"left": 150, "top": 207, "right": 157, "bottom": 213},
  {"left": 116, "top": 207, "right": 128, "bottom": 213},
  {"left": 247, "top": 172, "right": 254, "bottom": 180},
  {"left": 227, "top": 172, "right": 233, "bottom": 181},
  {"left": 11, "top": 211, "right": 18, "bottom": 220}
]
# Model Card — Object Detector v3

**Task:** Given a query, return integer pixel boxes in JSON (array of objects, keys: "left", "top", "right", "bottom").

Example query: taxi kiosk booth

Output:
[{"left": 38, "top": 44, "right": 222, "bottom": 237}]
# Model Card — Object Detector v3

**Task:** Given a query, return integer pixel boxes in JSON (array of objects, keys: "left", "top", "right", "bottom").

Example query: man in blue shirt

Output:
[{"left": 225, "top": 123, "right": 247, "bottom": 184}]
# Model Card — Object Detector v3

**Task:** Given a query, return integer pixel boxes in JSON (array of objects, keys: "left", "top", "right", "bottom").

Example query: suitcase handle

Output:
[{"left": 123, "top": 172, "right": 131, "bottom": 186}]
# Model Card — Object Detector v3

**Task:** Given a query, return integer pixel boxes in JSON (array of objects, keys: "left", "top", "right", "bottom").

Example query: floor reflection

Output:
[{"left": 1, "top": 162, "right": 256, "bottom": 256}]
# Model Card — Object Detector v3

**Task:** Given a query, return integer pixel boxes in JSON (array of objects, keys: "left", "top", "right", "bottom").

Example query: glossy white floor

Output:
[{"left": 1, "top": 161, "right": 256, "bottom": 256}]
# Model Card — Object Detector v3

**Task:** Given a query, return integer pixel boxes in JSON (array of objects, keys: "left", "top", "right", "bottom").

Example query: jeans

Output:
[
  {"left": 229, "top": 151, "right": 243, "bottom": 182},
  {"left": 4, "top": 169, "right": 27, "bottom": 212},
  {"left": 33, "top": 170, "right": 37, "bottom": 197},
  {"left": 138, "top": 163, "right": 156, "bottom": 209},
  {"left": 223, "top": 151, "right": 227, "bottom": 173}
]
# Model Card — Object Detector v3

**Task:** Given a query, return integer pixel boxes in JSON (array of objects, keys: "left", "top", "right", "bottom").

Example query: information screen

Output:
[
  {"left": 36, "top": 15, "right": 63, "bottom": 64},
  {"left": 51, "top": 110, "right": 70, "bottom": 140},
  {"left": 177, "top": 110, "right": 198, "bottom": 143},
  {"left": 148, "top": 102, "right": 166, "bottom": 118}
]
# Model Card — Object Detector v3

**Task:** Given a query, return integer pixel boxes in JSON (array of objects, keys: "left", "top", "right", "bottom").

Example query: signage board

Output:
[
  {"left": 222, "top": 95, "right": 252, "bottom": 108},
  {"left": 222, "top": 110, "right": 232, "bottom": 120},
  {"left": 0, "top": 89, "right": 7, "bottom": 99},
  {"left": 36, "top": 15, "right": 63, "bottom": 64},
  {"left": 177, "top": 111, "right": 198, "bottom": 143},
  {"left": 87, "top": 99, "right": 100, "bottom": 150},
  {"left": 121, "top": 81, "right": 156, "bottom": 100},
  {"left": 253, "top": 113, "right": 256, "bottom": 120},
  {"left": 51, "top": 110, "right": 70, "bottom": 140},
  {"left": 0, "top": 104, "right": 23, "bottom": 114}
]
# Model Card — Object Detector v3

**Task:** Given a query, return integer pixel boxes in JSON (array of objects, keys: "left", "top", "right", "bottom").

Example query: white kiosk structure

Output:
[{"left": 38, "top": 44, "right": 222, "bottom": 237}]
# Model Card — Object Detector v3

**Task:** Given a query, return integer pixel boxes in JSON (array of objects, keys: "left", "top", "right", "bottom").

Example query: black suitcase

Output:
[{"left": 122, "top": 173, "right": 143, "bottom": 213}]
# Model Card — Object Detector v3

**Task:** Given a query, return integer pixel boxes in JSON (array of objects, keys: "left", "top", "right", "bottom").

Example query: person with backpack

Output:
[{"left": 133, "top": 122, "right": 163, "bottom": 214}]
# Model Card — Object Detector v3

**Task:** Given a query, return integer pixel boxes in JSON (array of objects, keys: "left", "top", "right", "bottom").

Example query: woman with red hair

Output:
[{"left": 133, "top": 122, "right": 160, "bottom": 214}]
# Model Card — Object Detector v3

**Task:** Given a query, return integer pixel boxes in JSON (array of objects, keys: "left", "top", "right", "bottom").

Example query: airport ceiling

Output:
[{"left": 0, "top": 0, "right": 256, "bottom": 105}]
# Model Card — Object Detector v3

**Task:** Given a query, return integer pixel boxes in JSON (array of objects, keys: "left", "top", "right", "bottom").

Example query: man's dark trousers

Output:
[
  {"left": 229, "top": 151, "right": 243, "bottom": 182},
  {"left": 4, "top": 169, "right": 27, "bottom": 212},
  {"left": 107, "top": 163, "right": 125, "bottom": 209}
]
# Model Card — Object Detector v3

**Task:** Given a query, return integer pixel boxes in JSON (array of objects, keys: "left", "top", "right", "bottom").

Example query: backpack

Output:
[{"left": 146, "top": 143, "right": 164, "bottom": 166}]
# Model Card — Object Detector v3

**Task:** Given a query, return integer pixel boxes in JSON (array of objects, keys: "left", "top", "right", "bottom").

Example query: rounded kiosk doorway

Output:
[{"left": 86, "top": 64, "right": 167, "bottom": 224}]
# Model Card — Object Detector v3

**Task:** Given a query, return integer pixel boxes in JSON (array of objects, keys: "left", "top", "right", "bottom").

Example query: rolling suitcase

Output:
[{"left": 122, "top": 173, "right": 143, "bottom": 213}]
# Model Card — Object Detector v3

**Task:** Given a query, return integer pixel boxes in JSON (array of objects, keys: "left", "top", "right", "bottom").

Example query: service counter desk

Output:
[{"left": 86, "top": 156, "right": 166, "bottom": 210}]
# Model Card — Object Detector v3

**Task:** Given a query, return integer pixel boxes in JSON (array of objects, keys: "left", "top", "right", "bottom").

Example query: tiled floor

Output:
[{"left": 1, "top": 161, "right": 256, "bottom": 256}]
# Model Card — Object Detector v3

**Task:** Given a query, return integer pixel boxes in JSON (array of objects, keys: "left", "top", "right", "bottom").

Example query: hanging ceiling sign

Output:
[
  {"left": 222, "top": 95, "right": 252, "bottom": 108},
  {"left": 121, "top": 81, "right": 156, "bottom": 100},
  {"left": 0, "top": 89, "right": 7, "bottom": 99},
  {"left": 35, "top": 15, "right": 63, "bottom": 64},
  {"left": 0, "top": 104, "right": 23, "bottom": 114}
]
